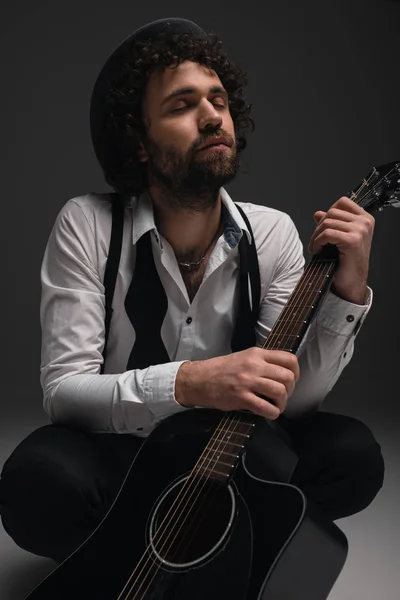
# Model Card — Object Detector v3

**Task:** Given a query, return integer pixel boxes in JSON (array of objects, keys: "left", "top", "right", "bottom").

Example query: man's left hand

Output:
[{"left": 308, "top": 196, "right": 375, "bottom": 305}]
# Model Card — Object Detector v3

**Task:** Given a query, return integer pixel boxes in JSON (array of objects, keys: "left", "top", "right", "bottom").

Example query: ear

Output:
[
  {"left": 136, "top": 118, "right": 150, "bottom": 163},
  {"left": 137, "top": 142, "right": 149, "bottom": 163}
]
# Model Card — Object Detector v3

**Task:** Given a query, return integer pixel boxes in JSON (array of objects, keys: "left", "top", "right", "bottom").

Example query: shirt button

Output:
[
  {"left": 186, "top": 317, "right": 193, "bottom": 324},
  {"left": 346, "top": 315, "right": 355, "bottom": 322}
]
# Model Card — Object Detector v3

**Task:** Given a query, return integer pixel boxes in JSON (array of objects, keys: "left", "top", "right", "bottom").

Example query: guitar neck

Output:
[
  {"left": 192, "top": 247, "right": 339, "bottom": 485},
  {"left": 263, "top": 244, "right": 339, "bottom": 353}
]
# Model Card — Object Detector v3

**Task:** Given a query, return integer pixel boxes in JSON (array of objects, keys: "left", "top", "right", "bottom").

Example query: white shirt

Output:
[{"left": 40, "top": 188, "right": 372, "bottom": 437}]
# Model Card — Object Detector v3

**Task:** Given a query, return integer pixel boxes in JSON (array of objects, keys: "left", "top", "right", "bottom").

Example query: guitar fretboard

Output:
[{"left": 194, "top": 414, "right": 255, "bottom": 483}]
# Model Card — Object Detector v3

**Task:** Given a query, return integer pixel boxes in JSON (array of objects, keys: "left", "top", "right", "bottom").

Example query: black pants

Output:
[{"left": 0, "top": 412, "right": 384, "bottom": 564}]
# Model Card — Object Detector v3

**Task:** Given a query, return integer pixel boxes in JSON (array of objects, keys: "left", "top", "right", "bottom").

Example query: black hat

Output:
[{"left": 90, "top": 17, "right": 209, "bottom": 175}]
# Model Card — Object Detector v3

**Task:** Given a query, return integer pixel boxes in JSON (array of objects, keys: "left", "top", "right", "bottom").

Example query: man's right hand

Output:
[{"left": 175, "top": 348, "right": 300, "bottom": 420}]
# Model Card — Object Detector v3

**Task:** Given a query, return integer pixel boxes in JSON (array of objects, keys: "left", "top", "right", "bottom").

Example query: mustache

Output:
[{"left": 194, "top": 132, "right": 235, "bottom": 151}]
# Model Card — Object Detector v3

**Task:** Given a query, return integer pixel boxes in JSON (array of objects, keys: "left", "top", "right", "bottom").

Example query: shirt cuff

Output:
[
  {"left": 315, "top": 286, "right": 373, "bottom": 336},
  {"left": 143, "top": 360, "right": 191, "bottom": 420}
]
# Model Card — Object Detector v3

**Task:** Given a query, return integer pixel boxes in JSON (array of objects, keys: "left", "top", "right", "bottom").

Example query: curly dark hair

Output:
[{"left": 103, "top": 30, "right": 255, "bottom": 197}]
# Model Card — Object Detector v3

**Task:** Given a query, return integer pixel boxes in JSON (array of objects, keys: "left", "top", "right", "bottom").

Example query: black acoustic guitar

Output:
[{"left": 25, "top": 163, "right": 400, "bottom": 600}]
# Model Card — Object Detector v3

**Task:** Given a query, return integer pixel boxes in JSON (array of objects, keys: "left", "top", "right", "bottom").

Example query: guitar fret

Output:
[
  {"left": 216, "top": 432, "right": 251, "bottom": 440},
  {"left": 293, "top": 288, "right": 323, "bottom": 293},
  {"left": 313, "top": 258, "right": 337, "bottom": 264},
  {"left": 284, "top": 304, "right": 315, "bottom": 309},
  {"left": 268, "top": 347, "right": 292, "bottom": 352},
  {"left": 268, "top": 334, "right": 301, "bottom": 339},
  {"left": 219, "top": 450, "right": 239, "bottom": 458},
  {"left": 215, "top": 427, "right": 253, "bottom": 436},
  {"left": 198, "top": 466, "right": 229, "bottom": 478},
  {"left": 202, "top": 459, "right": 234, "bottom": 468},
  {"left": 273, "top": 319, "right": 308, "bottom": 324}
]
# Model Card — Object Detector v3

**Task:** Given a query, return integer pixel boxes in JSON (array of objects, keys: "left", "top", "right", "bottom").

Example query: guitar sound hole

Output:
[{"left": 148, "top": 476, "right": 235, "bottom": 569}]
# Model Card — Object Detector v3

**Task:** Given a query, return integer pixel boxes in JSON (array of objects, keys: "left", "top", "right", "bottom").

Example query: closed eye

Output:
[{"left": 171, "top": 103, "right": 226, "bottom": 114}]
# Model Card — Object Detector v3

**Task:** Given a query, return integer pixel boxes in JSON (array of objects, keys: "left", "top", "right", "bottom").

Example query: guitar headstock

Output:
[{"left": 349, "top": 162, "right": 400, "bottom": 213}]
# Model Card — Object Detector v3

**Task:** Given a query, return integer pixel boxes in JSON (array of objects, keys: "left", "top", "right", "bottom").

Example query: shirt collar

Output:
[
  {"left": 131, "top": 189, "right": 161, "bottom": 248},
  {"left": 131, "top": 187, "right": 252, "bottom": 249},
  {"left": 219, "top": 187, "right": 252, "bottom": 247}
]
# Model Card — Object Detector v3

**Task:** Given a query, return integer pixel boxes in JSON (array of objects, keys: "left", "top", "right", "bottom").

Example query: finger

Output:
[
  {"left": 255, "top": 378, "right": 289, "bottom": 412},
  {"left": 323, "top": 207, "right": 358, "bottom": 222},
  {"left": 313, "top": 218, "right": 352, "bottom": 239},
  {"left": 312, "top": 229, "right": 352, "bottom": 254},
  {"left": 327, "top": 206, "right": 375, "bottom": 231},
  {"left": 314, "top": 210, "right": 326, "bottom": 223},
  {"left": 245, "top": 393, "right": 281, "bottom": 420},
  {"left": 309, "top": 219, "right": 352, "bottom": 253},
  {"left": 313, "top": 205, "right": 355, "bottom": 229},
  {"left": 262, "top": 350, "right": 300, "bottom": 381},
  {"left": 331, "top": 196, "right": 366, "bottom": 215},
  {"left": 258, "top": 362, "right": 297, "bottom": 390}
]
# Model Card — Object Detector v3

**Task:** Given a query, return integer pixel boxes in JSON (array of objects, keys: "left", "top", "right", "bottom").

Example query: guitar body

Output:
[{"left": 25, "top": 410, "right": 348, "bottom": 600}]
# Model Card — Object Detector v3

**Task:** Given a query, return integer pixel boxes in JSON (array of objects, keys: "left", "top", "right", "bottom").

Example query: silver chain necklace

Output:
[{"left": 177, "top": 221, "right": 222, "bottom": 270}]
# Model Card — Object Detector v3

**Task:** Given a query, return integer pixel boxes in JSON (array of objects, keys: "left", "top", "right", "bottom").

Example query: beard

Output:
[{"left": 142, "top": 132, "right": 240, "bottom": 212}]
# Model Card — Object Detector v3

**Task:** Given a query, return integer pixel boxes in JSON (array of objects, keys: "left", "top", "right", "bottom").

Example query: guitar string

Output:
[
  {"left": 125, "top": 241, "right": 341, "bottom": 596},
  {"left": 122, "top": 412, "right": 247, "bottom": 599},
  {"left": 131, "top": 267, "right": 338, "bottom": 595},
  {"left": 147, "top": 164, "right": 399, "bottom": 587},
  {"left": 123, "top": 258, "right": 341, "bottom": 598},
  {"left": 164, "top": 414, "right": 252, "bottom": 567},
  {"left": 122, "top": 177, "right": 376, "bottom": 597},
  {"left": 144, "top": 180, "right": 379, "bottom": 576},
  {"left": 122, "top": 169, "right": 380, "bottom": 598},
  {"left": 265, "top": 259, "right": 332, "bottom": 352},
  {"left": 131, "top": 414, "right": 249, "bottom": 600},
  {"left": 261, "top": 231, "right": 335, "bottom": 354},
  {"left": 171, "top": 167, "right": 389, "bottom": 547},
  {"left": 278, "top": 264, "right": 331, "bottom": 351},
  {"left": 264, "top": 173, "right": 376, "bottom": 350},
  {"left": 115, "top": 202, "right": 336, "bottom": 597},
  {"left": 115, "top": 412, "right": 235, "bottom": 599},
  {"left": 117, "top": 165, "right": 393, "bottom": 598},
  {"left": 350, "top": 166, "right": 396, "bottom": 208},
  {"left": 126, "top": 246, "right": 339, "bottom": 598},
  {"left": 116, "top": 411, "right": 239, "bottom": 599},
  {"left": 263, "top": 167, "right": 383, "bottom": 351},
  {"left": 165, "top": 462, "right": 235, "bottom": 565},
  {"left": 154, "top": 414, "right": 253, "bottom": 565},
  {"left": 254, "top": 223, "right": 333, "bottom": 352}
]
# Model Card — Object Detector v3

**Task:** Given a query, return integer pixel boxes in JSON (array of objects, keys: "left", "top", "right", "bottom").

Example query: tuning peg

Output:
[{"left": 388, "top": 192, "right": 400, "bottom": 208}]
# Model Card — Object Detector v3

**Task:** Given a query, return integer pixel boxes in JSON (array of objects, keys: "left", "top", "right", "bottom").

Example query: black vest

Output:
[{"left": 100, "top": 192, "right": 261, "bottom": 373}]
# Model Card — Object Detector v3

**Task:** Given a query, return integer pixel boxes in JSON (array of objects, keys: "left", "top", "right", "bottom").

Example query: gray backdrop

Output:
[{"left": 1, "top": 1, "right": 399, "bottom": 598}]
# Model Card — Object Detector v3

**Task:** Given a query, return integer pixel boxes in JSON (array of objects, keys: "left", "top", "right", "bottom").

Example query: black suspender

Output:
[
  {"left": 100, "top": 192, "right": 124, "bottom": 374},
  {"left": 235, "top": 204, "right": 261, "bottom": 325},
  {"left": 100, "top": 193, "right": 261, "bottom": 371}
]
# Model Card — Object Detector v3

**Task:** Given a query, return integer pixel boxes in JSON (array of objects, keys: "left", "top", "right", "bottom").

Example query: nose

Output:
[{"left": 198, "top": 100, "right": 223, "bottom": 131}]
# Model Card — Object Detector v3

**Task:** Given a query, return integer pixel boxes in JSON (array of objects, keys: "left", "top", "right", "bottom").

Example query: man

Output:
[{"left": 0, "top": 18, "right": 384, "bottom": 565}]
